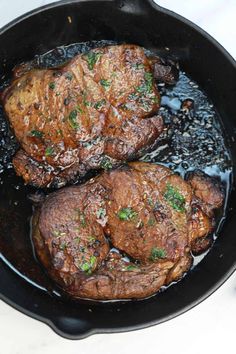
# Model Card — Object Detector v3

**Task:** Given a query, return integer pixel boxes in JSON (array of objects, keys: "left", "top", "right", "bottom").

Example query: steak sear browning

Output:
[
  {"left": 32, "top": 162, "right": 224, "bottom": 300},
  {"left": 1, "top": 44, "right": 171, "bottom": 188}
]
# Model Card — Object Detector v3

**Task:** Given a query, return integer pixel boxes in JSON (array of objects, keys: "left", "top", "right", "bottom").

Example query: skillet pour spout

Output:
[{"left": 0, "top": 0, "right": 235, "bottom": 340}]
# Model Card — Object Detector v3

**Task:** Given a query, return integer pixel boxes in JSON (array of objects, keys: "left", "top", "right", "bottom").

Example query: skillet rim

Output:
[{"left": 0, "top": 0, "right": 236, "bottom": 340}]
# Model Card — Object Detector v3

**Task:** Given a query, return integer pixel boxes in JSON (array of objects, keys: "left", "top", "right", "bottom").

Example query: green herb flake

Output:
[
  {"left": 164, "top": 183, "right": 186, "bottom": 213},
  {"left": 100, "top": 157, "right": 113, "bottom": 170},
  {"left": 140, "top": 100, "right": 152, "bottom": 112},
  {"left": 56, "top": 129, "right": 63, "bottom": 136},
  {"left": 90, "top": 255, "right": 96, "bottom": 267},
  {"left": 150, "top": 247, "right": 166, "bottom": 261},
  {"left": 76, "top": 105, "right": 83, "bottom": 114},
  {"left": 132, "top": 63, "right": 145, "bottom": 70},
  {"left": 30, "top": 130, "right": 43, "bottom": 138},
  {"left": 147, "top": 217, "right": 156, "bottom": 226},
  {"left": 128, "top": 92, "right": 138, "bottom": 101},
  {"left": 68, "top": 110, "right": 80, "bottom": 130},
  {"left": 82, "top": 92, "right": 92, "bottom": 107},
  {"left": 45, "top": 146, "right": 54, "bottom": 157},
  {"left": 49, "top": 82, "right": 55, "bottom": 90},
  {"left": 117, "top": 207, "right": 138, "bottom": 221},
  {"left": 111, "top": 72, "right": 117, "bottom": 78},
  {"left": 125, "top": 265, "right": 138, "bottom": 271},
  {"left": 100, "top": 79, "right": 111, "bottom": 89},
  {"left": 84, "top": 100, "right": 92, "bottom": 107},
  {"left": 85, "top": 51, "right": 102, "bottom": 70},
  {"left": 151, "top": 95, "right": 159, "bottom": 104},
  {"left": 88, "top": 236, "right": 95, "bottom": 243},
  {"left": 80, "top": 262, "right": 90, "bottom": 273},
  {"left": 94, "top": 99, "right": 106, "bottom": 110},
  {"left": 96, "top": 208, "right": 106, "bottom": 219},
  {"left": 59, "top": 242, "right": 67, "bottom": 250},
  {"left": 147, "top": 197, "right": 154, "bottom": 207},
  {"left": 69, "top": 109, "right": 77, "bottom": 120},
  {"left": 79, "top": 245, "right": 86, "bottom": 253},
  {"left": 78, "top": 211, "right": 87, "bottom": 228},
  {"left": 135, "top": 72, "right": 153, "bottom": 95},
  {"left": 80, "top": 255, "right": 97, "bottom": 274}
]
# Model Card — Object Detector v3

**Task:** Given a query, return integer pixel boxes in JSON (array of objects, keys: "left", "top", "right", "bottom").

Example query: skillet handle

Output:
[{"left": 114, "top": 0, "right": 162, "bottom": 12}]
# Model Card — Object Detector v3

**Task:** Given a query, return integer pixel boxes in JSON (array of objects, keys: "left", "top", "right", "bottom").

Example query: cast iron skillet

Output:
[{"left": 0, "top": 0, "right": 236, "bottom": 340}]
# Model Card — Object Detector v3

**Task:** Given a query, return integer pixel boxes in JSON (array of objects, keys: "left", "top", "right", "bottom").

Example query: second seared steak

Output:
[
  {"left": 1, "top": 44, "right": 171, "bottom": 188},
  {"left": 32, "top": 162, "right": 224, "bottom": 300}
]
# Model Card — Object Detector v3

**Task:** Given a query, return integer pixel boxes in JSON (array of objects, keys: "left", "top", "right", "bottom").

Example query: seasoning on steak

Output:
[
  {"left": 32, "top": 162, "right": 224, "bottom": 300},
  {"left": 1, "top": 44, "right": 177, "bottom": 188}
]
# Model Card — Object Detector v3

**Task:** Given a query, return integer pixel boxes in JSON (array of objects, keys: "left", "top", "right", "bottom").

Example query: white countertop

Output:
[{"left": 0, "top": 1, "right": 236, "bottom": 353}]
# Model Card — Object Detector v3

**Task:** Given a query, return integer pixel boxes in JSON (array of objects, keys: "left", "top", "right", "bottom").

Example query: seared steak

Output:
[
  {"left": 32, "top": 162, "right": 224, "bottom": 300},
  {"left": 1, "top": 44, "right": 173, "bottom": 188}
]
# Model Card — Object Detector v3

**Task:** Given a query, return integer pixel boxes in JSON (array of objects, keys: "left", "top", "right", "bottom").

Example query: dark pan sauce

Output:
[{"left": 0, "top": 41, "right": 232, "bottom": 301}]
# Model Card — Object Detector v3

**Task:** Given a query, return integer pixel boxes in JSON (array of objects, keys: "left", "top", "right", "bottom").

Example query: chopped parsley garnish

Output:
[
  {"left": 76, "top": 105, "right": 83, "bottom": 113},
  {"left": 77, "top": 210, "right": 87, "bottom": 227},
  {"left": 147, "top": 197, "right": 154, "bottom": 207},
  {"left": 88, "top": 236, "right": 96, "bottom": 243},
  {"left": 100, "top": 79, "right": 111, "bottom": 89},
  {"left": 151, "top": 95, "right": 159, "bottom": 104},
  {"left": 68, "top": 109, "right": 80, "bottom": 130},
  {"left": 100, "top": 157, "right": 112, "bottom": 170},
  {"left": 150, "top": 247, "right": 166, "bottom": 261},
  {"left": 125, "top": 265, "right": 138, "bottom": 271},
  {"left": 128, "top": 92, "right": 138, "bottom": 101},
  {"left": 147, "top": 217, "right": 156, "bottom": 226},
  {"left": 49, "top": 82, "right": 55, "bottom": 90},
  {"left": 69, "top": 109, "right": 77, "bottom": 120},
  {"left": 84, "top": 99, "right": 92, "bottom": 107},
  {"left": 94, "top": 99, "right": 106, "bottom": 110},
  {"left": 117, "top": 207, "right": 138, "bottom": 221},
  {"left": 96, "top": 208, "right": 106, "bottom": 219},
  {"left": 79, "top": 246, "right": 86, "bottom": 253},
  {"left": 85, "top": 51, "right": 102, "bottom": 70},
  {"left": 82, "top": 92, "right": 92, "bottom": 107},
  {"left": 132, "top": 63, "right": 145, "bottom": 70},
  {"left": 136, "top": 72, "right": 153, "bottom": 95},
  {"left": 56, "top": 129, "right": 63, "bottom": 136},
  {"left": 164, "top": 183, "right": 186, "bottom": 213},
  {"left": 140, "top": 100, "right": 152, "bottom": 112},
  {"left": 30, "top": 130, "right": 43, "bottom": 138},
  {"left": 80, "top": 255, "right": 97, "bottom": 274},
  {"left": 83, "top": 98, "right": 93, "bottom": 107},
  {"left": 45, "top": 146, "right": 54, "bottom": 157},
  {"left": 59, "top": 242, "right": 67, "bottom": 250}
]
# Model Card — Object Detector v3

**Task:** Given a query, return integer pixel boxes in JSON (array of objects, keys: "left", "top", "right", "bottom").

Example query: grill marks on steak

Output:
[
  {"left": 32, "top": 162, "right": 224, "bottom": 300},
  {"left": 2, "top": 45, "right": 165, "bottom": 188}
]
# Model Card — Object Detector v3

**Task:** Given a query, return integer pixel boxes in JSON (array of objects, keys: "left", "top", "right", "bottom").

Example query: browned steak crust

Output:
[
  {"left": 32, "top": 162, "right": 224, "bottom": 300},
  {"left": 2, "top": 44, "right": 166, "bottom": 188}
]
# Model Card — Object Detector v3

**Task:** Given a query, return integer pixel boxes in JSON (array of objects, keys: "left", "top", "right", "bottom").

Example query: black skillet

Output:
[{"left": 0, "top": 0, "right": 236, "bottom": 340}]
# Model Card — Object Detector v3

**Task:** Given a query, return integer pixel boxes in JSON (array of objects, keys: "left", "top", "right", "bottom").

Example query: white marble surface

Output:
[{"left": 0, "top": 0, "right": 236, "bottom": 352}]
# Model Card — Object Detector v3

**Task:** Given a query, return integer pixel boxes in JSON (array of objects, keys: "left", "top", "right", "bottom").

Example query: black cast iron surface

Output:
[{"left": 0, "top": 0, "right": 235, "bottom": 339}]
